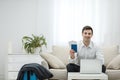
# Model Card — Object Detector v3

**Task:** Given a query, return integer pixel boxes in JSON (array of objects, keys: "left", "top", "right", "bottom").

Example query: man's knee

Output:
[
  {"left": 66, "top": 63, "right": 75, "bottom": 72},
  {"left": 66, "top": 63, "right": 80, "bottom": 72},
  {"left": 102, "top": 65, "right": 106, "bottom": 73}
]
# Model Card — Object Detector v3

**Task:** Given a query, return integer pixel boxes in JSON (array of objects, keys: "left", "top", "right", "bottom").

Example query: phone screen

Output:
[{"left": 71, "top": 44, "right": 77, "bottom": 52}]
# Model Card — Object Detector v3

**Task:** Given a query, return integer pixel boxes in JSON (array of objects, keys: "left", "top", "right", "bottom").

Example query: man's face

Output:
[{"left": 82, "top": 29, "right": 93, "bottom": 42}]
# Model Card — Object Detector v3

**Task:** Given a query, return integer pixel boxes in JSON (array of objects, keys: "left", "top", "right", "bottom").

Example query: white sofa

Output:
[{"left": 40, "top": 45, "right": 120, "bottom": 80}]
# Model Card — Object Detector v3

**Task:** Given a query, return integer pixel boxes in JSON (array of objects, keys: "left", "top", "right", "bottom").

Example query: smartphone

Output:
[
  {"left": 69, "top": 41, "right": 77, "bottom": 52},
  {"left": 71, "top": 44, "right": 77, "bottom": 52}
]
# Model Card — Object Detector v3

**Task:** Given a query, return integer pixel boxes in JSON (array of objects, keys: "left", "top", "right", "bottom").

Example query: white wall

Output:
[
  {"left": 98, "top": 0, "right": 120, "bottom": 45},
  {"left": 0, "top": 0, "right": 54, "bottom": 79}
]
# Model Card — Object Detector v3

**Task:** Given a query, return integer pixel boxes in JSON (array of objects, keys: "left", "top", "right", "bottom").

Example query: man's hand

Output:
[{"left": 69, "top": 49, "right": 75, "bottom": 59}]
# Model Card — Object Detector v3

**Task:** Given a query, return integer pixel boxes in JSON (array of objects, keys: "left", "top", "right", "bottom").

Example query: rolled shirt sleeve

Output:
[{"left": 69, "top": 53, "right": 79, "bottom": 64}]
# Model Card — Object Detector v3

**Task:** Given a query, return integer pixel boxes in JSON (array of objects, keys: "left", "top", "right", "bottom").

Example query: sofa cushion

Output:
[
  {"left": 40, "top": 53, "right": 66, "bottom": 69},
  {"left": 50, "top": 69, "right": 67, "bottom": 79},
  {"left": 52, "top": 45, "right": 70, "bottom": 65},
  {"left": 106, "top": 69, "right": 120, "bottom": 80},
  {"left": 107, "top": 54, "right": 120, "bottom": 69},
  {"left": 101, "top": 45, "right": 119, "bottom": 66}
]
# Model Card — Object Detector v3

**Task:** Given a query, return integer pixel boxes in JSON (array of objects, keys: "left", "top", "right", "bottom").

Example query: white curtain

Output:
[{"left": 53, "top": 0, "right": 120, "bottom": 46}]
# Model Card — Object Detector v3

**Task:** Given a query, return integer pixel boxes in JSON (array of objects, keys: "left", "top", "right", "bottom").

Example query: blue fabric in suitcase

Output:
[
  {"left": 30, "top": 73, "right": 37, "bottom": 80},
  {"left": 23, "top": 72, "right": 27, "bottom": 80},
  {"left": 23, "top": 71, "right": 37, "bottom": 80}
]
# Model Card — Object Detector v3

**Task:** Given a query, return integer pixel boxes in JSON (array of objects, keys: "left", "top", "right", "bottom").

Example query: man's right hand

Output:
[{"left": 69, "top": 49, "right": 75, "bottom": 59}]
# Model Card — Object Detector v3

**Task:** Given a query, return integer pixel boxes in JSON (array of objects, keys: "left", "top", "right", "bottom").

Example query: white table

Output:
[{"left": 68, "top": 72, "right": 108, "bottom": 80}]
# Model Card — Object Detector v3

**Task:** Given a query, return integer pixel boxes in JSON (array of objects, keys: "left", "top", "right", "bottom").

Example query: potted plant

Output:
[{"left": 22, "top": 34, "right": 47, "bottom": 54}]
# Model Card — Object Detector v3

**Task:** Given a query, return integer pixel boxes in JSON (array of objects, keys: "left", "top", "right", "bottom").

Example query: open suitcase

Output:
[{"left": 17, "top": 63, "right": 53, "bottom": 80}]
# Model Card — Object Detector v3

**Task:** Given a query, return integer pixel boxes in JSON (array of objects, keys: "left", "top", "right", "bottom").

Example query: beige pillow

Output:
[
  {"left": 101, "top": 45, "right": 119, "bottom": 66},
  {"left": 107, "top": 54, "right": 120, "bottom": 69},
  {"left": 52, "top": 45, "right": 70, "bottom": 65},
  {"left": 40, "top": 53, "right": 66, "bottom": 69}
]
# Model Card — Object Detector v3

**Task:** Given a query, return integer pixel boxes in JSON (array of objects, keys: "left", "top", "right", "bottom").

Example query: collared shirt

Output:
[{"left": 69, "top": 41, "right": 104, "bottom": 65}]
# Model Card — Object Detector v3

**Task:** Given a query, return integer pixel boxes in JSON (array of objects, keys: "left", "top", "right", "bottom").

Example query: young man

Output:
[{"left": 67, "top": 26, "right": 106, "bottom": 73}]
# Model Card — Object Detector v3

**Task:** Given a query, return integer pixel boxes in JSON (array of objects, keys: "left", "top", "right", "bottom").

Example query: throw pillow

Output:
[
  {"left": 40, "top": 53, "right": 66, "bottom": 69},
  {"left": 52, "top": 45, "right": 70, "bottom": 65},
  {"left": 107, "top": 54, "right": 120, "bottom": 69},
  {"left": 101, "top": 45, "right": 119, "bottom": 66}
]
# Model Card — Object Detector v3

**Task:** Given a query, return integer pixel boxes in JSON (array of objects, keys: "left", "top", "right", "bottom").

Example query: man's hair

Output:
[{"left": 82, "top": 26, "right": 93, "bottom": 34}]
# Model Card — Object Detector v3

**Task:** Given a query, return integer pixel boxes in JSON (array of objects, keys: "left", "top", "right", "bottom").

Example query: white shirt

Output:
[{"left": 69, "top": 41, "right": 104, "bottom": 65}]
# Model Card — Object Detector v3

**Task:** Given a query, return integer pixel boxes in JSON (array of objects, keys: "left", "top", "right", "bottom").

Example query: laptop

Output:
[{"left": 80, "top": 59, "right": 102, "bottom": 74}]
